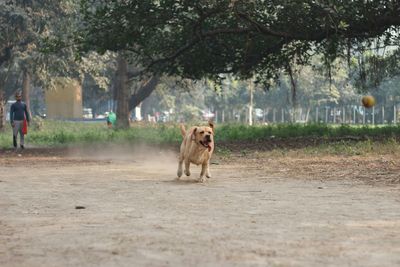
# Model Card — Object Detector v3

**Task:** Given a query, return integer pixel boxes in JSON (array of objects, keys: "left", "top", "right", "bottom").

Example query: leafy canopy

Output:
[{"left": 77, "top": 0, "right": 400, "bottom": 85}]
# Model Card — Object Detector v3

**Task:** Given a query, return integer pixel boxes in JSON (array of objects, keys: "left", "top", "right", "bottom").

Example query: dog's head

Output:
[{"left": 191, "top": 122, "right": 214, "bottom": 151}]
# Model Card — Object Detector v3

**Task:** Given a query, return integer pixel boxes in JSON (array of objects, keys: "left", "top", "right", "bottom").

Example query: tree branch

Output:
[
  {"left": 129, "top": 76, "right": 160, "bottom": 110},
  {"left": 236, "top": 11, "right": 400, "bottom": 41},
  {"left": 145, "top": 27, "right": 251, "bottom": 70}
]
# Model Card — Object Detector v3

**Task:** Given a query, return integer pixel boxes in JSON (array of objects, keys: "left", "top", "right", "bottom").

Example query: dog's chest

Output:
[{"left": 189, "top": 151, "right": 209, "bottom": 165}]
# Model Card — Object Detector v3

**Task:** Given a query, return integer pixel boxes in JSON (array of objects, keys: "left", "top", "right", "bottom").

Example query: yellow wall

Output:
[{"left": 45, "top": 78, "right": 83, "bottom": 119}]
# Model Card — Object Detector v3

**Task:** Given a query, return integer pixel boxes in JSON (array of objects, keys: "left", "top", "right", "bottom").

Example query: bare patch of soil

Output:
[{"left": 1, "top": 145, "right": 400, "bottom": 267}]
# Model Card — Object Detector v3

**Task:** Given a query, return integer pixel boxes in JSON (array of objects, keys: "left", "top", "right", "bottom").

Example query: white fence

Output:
[{"left": 211, "top": 105, "right": 400, "bottom": 125}]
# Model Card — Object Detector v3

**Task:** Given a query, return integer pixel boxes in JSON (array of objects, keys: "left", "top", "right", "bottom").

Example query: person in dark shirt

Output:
[{"left": 10, "top": 91, "right": 30, "bottom": 149}]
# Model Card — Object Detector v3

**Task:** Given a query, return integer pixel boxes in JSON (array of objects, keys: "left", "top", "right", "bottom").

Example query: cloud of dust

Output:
[{"left": 65, "top": 143, "right": 179, "bottom": 172}]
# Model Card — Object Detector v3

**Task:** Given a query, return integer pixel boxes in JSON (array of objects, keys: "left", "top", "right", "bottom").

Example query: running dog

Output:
[{"left": 177, "top": 121, "right": 215, "bottom": 182}]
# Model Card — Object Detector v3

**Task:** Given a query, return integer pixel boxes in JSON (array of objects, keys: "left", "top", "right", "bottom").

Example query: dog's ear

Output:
[
  {"left": 208, "top": 121, "right": 214, "bottom": 133},
  {"left": 191, "top": 127, "right": 197, "bottom": 140}
]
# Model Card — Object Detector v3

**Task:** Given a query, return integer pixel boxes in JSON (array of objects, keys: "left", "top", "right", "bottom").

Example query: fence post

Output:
[
  {"left": 363, "top": 107, "right": 366, "bottom": 124},
  {"left": 333, "top": 107, "right": 337, "bottom": 124},
  {"left": 342, "top": 107, "right": 345, "bottom": 124},
  {"left": 372, "top": 106, "right": 375, "bottom": 125},
  {"left": 299, "top": 108, "right": 303, "bottom": 123},
  {"left": 263, "top": 109, "right": 266, "bottom": 123},
  {"left": 273, "top": 108, "right": 276, "bottom": 123},
  {"left": 353, "top": 106, "right": 356, "bottom": 124},
  {"left": 325, "top": 107, "right": 329, "bottom": 123},
  {"left": 316, "top": 107, "right": 319, "bottom": 123},
  {"left": 394, "top": 106, "right": 397, "bottom": 124},
  {"left": 222, "top": 110, "right": 225, "bottom": 123},
  {"left": 281, "top": 108, "right": 284, "bottom": 123},
  {"left": 382, "top": 106, "right": 384, "bottom": 124},
  {"left": 305, "top": 108, "right": 310, "bottom": 123}
]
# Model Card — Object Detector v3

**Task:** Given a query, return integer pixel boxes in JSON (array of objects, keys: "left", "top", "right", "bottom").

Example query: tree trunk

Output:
[
  {"left": 287, "top": 63, "right": 298, "bottom": 123},
  {"left": 22, "top": 69, "right": 31, "bottom": 113},
  {"left": 248, "top": 79, "right": 253, "bottom": 126},
  {"left": 115, "top": 55, "right": 130, "bottom": 129},
  {"left": 0, "top": 89, "right": 6, "bottom": 131}
]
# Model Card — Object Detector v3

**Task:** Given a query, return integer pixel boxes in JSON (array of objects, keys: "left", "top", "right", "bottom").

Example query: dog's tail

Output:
[{"left": 179, "top": 124, "right": 186, "bottom": 138}]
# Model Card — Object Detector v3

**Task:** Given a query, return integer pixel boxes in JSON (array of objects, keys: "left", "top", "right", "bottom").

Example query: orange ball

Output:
[{"left": 361, "top": 95, "right": 376, "bottom": 108}]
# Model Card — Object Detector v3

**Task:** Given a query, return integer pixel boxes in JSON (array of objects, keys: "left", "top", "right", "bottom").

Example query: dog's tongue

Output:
[
  {"left": 201, "top": 140, "right": 212, "bottom": 151},
  {"left": 207, "top": 144, "right": 212, "bottom": 152}
]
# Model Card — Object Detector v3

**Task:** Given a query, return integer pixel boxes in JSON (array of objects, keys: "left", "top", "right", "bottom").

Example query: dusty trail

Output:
[{"left": 1, "top": 147, "right": 400, "bottom": 267}]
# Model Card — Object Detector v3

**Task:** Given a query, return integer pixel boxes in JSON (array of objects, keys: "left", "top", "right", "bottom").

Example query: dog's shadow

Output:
[{"left": 164, "top": 178, "right": 205, "bottom": 185}]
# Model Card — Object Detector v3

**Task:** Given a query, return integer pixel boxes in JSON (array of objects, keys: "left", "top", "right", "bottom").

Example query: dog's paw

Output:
[
  {"left": 177, "top": 170, "right": 183, "bottom": 178},
  {"left": 206, "top": 174, "right": 212, "bottom": 178},
  {"left": 184, "top": 170, "right": 191, "bottom": 176},
  {"left": 198, "top": 177, "right": 206, "bottom": 183}
]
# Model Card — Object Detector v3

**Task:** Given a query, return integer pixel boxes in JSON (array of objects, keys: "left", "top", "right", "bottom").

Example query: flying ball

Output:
[{"left": 361, "top": 95, "right": 376, "bottom": 108}]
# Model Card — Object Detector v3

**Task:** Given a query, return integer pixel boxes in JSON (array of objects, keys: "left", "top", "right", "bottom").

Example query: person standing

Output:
[
  {"left": 106, "top": 111, "right": 117, "bottom": 128},
  {"left": 10, "top": 91, "right": 30, "bottom": 149}
]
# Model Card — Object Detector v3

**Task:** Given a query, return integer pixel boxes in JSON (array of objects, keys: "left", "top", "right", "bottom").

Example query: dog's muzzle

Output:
[{"left": 200, "top": 136, "right": 213, "bottom": 151}]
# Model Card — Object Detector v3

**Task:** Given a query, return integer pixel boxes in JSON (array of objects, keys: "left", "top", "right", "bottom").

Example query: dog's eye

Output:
[{"left": 200, "top": 131, "right": 204, "bottom": 134}]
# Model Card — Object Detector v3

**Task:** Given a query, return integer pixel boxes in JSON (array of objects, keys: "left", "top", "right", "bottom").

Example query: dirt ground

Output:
[{"left": 1, "top": 145, "right": 400, "bottom": 267}]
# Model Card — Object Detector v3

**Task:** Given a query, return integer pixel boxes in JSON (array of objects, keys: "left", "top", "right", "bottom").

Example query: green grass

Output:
[
  {"left": 301, "top": 138, "right": 398, "bottom": 156},
  {"left": 0, "top": 120, "right": 182, "bottom": 148},
  {"left": 215, "top": 123, "right": 400, "bottom": 141},
  {"left": 1, "top": 120, "right": 400, "bottom": 149},
  {"left": 260, "top": 137, "right": 400, "bottom": 158}
]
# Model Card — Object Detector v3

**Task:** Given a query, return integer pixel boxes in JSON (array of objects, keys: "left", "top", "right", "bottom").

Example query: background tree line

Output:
[{"left": 1, "top": 0, "right": 399, "bottom": 129}]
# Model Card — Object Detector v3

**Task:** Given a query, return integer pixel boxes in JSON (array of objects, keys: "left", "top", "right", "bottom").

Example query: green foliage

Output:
[
  {"left": 1, "top": 1, "right": 78, "bottom": 84},
  {"left": 77, "top": 0, "right": 400, "bottom": 86},
  {"left": 353, "top": 48, "right": 400, "bottom": 91},
  {"left": 0, "top": 121, "right": 182, "bottom": 148},
  {"left": 0, "top": 0, "right": 116, "bottom": 100}
]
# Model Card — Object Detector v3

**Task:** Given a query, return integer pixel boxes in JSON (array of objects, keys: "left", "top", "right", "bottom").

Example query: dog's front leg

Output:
[
  {"left": 205, "top": 161, "right": 212, "bottom": 178},
  {"left": 199, "top": 163, "right": 207, "bottom": 183},
  {"left": 184, "top": 159, "right": 191, "bottom": 176}
]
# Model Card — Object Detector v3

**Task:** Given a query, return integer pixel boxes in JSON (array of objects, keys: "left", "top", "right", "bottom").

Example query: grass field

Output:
[{"left": 1, "top": 119, "right": 400, "bottom": 155}]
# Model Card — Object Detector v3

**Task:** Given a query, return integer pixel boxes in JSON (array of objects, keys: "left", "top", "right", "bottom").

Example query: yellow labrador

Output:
[{"left": 177, "top": 121, "right": 215, "bottom": 182}]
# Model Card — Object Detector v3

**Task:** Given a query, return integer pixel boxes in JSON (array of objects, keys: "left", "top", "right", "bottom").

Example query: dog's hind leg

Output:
[
  {"left": 184, "top": 159, "right": 191, "bottom": 176},
  {"left": 177, "top": 156, "right": 184, "bottom": 178}
]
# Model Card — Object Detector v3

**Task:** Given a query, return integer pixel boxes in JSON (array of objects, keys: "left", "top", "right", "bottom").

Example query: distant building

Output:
[{"left": 45, "top": 78, "right": 83, "bottom": 119}]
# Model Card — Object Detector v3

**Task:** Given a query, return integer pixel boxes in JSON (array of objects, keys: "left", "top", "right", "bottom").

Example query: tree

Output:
[
  {"left": 1, "top": 1, "right": 128, "bottom": 130},
  {"left": 0, "top": 0, "right": 80, "bottom": 129},
  {"left": 0, "top": 2, "right": 31, "bottom": 129},
  {"left": 78, "top": 0, "right": 400, "bottom": 86}
]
